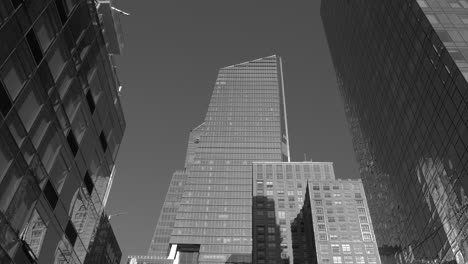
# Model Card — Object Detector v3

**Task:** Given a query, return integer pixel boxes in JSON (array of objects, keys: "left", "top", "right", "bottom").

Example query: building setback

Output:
[
  {"left": 321, "top": 0, "right": 468, "bottom": 263},
  {"left": 0, "top": 0, "right": 125, "bottom": 263},
  {"left": 252, "top": 162, "right": 380, "bottom": 264},
  {"left": 127, "top": 55, "right": 290, "bottom": 264}
]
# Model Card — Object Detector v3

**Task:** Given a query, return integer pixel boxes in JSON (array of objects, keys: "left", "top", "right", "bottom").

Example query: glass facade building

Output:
[
  {"left": 321, "top": 0, "right": 468, "bottom": 263},
  {"left": 252, "top": 162, "right": 380, "bottom": 264},
  {"left": 0, "top": 0, "right": 125, "bottom": 263},
  {"left": 129, "top": 55, "right": 290, "bottom": 264},
  {"left": 83, "top": 212, "right": 122, "bottom": 264},
  {"left": 168, "top": 55, "right": 289, "bottom": 264}
]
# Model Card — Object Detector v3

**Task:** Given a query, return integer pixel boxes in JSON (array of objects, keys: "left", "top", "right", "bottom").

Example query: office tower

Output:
[
  {"left": 252, "top": 162, "right": 380, "bottom": 264},
  {"left": 128, "top": 55, "right": 290, "bottom": 264},
  {"left": 168, "top": 55, "right": 289, "bottom": 264},
  {"left": 83, "top": 213, "right": 122, "bottom": 264},
  {"left": 0, "top": 0, "right": 125, "bottom": 263},
  {"left": 321, "top": 0, "right": 468, "bottom": 263}
]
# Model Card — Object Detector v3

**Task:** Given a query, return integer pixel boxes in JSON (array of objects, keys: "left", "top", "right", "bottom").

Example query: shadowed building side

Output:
[
  {"left": 321, "top": 0, "right": 468, "bottom": 263},
  {"left": 0, "top": 0, "right": 126, "bottom": 263}
]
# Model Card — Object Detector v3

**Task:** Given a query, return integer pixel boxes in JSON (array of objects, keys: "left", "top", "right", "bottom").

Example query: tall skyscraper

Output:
[
  {"left": 252, "top": 162, "right": 380, "bottom": 264},
  {"left": 321, "top": 0, "right": 468, "bottom": 263},
  {"left": 0, "top": 0, "right": 125, "bottom": 263},
  {"left": 168, "top": 55, "right": 290, "bottom": 264},
  {"left": 128, "top": 55, "right": 289, "bottom": 264}
]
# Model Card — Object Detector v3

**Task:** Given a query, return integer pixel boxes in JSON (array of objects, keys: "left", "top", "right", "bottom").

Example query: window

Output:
[
  {"left": 99, "top": 131, "right": 108, "bottom": 152},
  {"left": 0, "top": 82, "right": 12, "bottom": 116},
  {"left": 278, "top": 211, "right": 285, "bottom": 219},
  {"left": 288, "top": 196, "right": 295, "bottom": 202},
  {"left": 339, "top": 216, "right": 346, "bottom": 222},
  {"left": 342, "top": 244, "right": 351, "bottom": 253},
  {"left": 266, "top": 190, "right": 273, "bottom": 196},
  {"left": 66, "top": 131, "right": 78, "bottom": 156},
  {"left": 6, "top": 112, "right": 26, "bottom": 149},
  {"left": 266, "top": 181, "right": 273, "bottom": 188},
  {"left": 363, "top": 233, "right": 372, "bottom": 241},
  {"left": 320, "top": 245, "right": 329, "bottom": 252},
  {"left": 287, "top": 190, "right": 294, "bottom": 195},
  {"left": 268, "top": 227, "right": 275, "bottom": 234},
  {"left": 328, "top": 217, "right": 335, "bottom": 222},
  {"left": 315, "top": 200, "right": 322, "bottom": 206},
  {"left": 1, "top": 48, "right": 31, "bottom": 100},
  {"left": 0, "top": 161, "right": 23, "bottom": 212},
  {"left": 47, "top": 39, "right": 69, "bottom": 80},
  {"left": 34, "top": 4, "right": 61, "bottom": 52},
  {"left": 357, "top": 208, "right": 365, "bottom": 214},
  {"left": 334, "top": 200, "right": 342, "bottom": 205},
  {"left": 83, "top": 171, "right": 94, "bottom": 194},
  {"left": 358, "top": 224, "right": 369, "bottom": 232},
  {"left": 298, "top": 197, "right": 303, "bottom": 202},
  {"left": 44, "top": 180, "right": 58, "bottom": 209},
  {"left": 326, "top": 200, "right": 332, "bottom": 206},
  {"left": 365, "top": 244, "right": 375, "bottom": 254},
  {"left": 23, "top": 209, "right": 47, "bottom": 257},
  {"left": 65, "top": 221, "right": 77, "bottom": 246},
  {"left": 333, "top": 256, "right": 342, "bottom": 264},
  {"left": 85, "top": 90, "right": 95, "bottom": 113},
  {"left": 331, "top": 244, "right": 340, "bottom": 253},
  {"left": 356, "top": 200, "right": 364, "bottom": 205},
  {"left": 330, "top": 235, "right": 338, "bottom": 240},
  {"left": 344, "top": 256, "right": 353, "bottom": 264},
  {"left": 267, "top": 211, "right": 274, "bottom": 219},
  {"left": 323, "top": 185, "right": 330, "bottom": 190},
  {"left": 68, "top": 2, "right": 91, "bottom": 42},
  {"left": 355, "top": 256, "right": 365, "bottom": 264},
  {"left": 316, "top": 208, "right": 323, "bottom": 214},
  {"left": 17, "top": 86, "right": 43, "bottom": 131},
  {"left": 359, "top": 216, "right": 368, "bottom": 223},
  {"left": 426, "top": 14, "right": 439, "bottom": 24},
  {"left": 317, "top": 216, "right": 325, "bottom": 222},
  {"left": 318, "top": 224, "right": 326, "bottom": 231},
  {"left": 313, "top": 185, "right": 319, "bottom": 190},
  {"left": 319, "top": 233, "right": 327, "bottom": 240},
  {"left": 417, "top": 0, "right": 428, "bottom": 7}
]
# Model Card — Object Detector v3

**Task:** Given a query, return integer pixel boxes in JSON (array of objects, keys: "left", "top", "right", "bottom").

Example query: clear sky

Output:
[{"left": 105, "top": 1, "right": 359, "bottom": 262}]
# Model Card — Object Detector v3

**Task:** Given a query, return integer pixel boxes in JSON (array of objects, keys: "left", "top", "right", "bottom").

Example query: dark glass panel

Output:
[
  {"left": 43, "top": 180, "right": 58, "bottom": 209},
  {"left": 83, "top": 171, "right": 93, "bottom": 195},
  {"left": 99, "top": 131, "right": 107, "bottom": 152},
  {"left": 66, "top": 130, "right": 78, "bottom": 156}
]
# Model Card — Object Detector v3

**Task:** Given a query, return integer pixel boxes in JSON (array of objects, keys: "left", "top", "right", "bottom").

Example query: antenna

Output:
[
  {"left": 111, "top": 6, "right": 130, "bottom": 16},
  {"left": 108, "top": 212, "right": 128, "bottom": 220},
  {"left": 304, "top": 153, "right": 307, "bottom": 161}
]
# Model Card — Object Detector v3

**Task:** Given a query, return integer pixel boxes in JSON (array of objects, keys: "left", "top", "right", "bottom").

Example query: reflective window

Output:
[
  {"left": 17, "top": 85, "right": 43, "bottom": 131},
  {"left": 1, "top": 52, "right": 28, "bottom": 100},
  {"left": 33, "top": 4, "right": 61, "bottom": 52},
  {"left": 0, "top": 161, "right": 23, "bottom": 212},
  {"left": 47, "top": 39, "right": 69, "bottom": 80},
  {"left": 0, "top": 1, "right": 13, "bottom": 24},
  {"left": 6, "top": 111, "right": 27, "bottom": 146}
]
